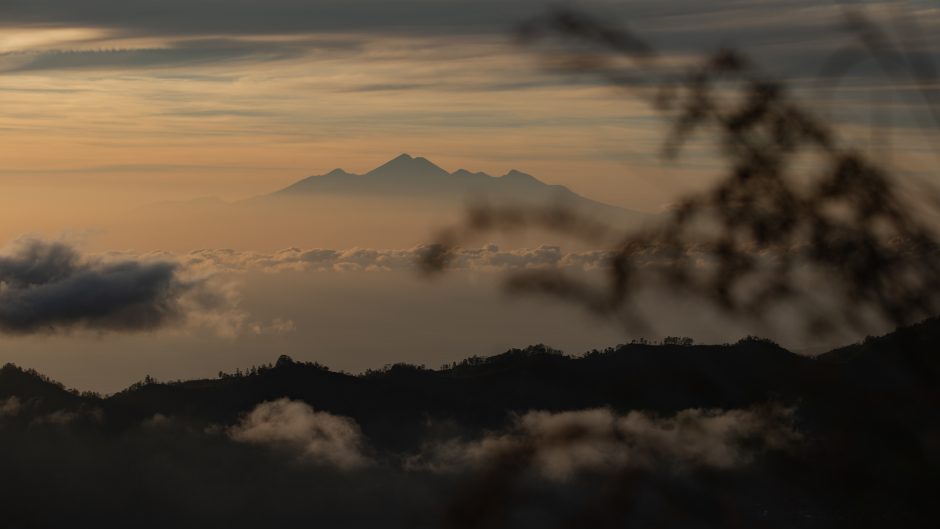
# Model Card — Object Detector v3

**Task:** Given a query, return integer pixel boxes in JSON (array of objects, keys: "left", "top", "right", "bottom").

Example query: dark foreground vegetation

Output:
[{"left": 1, "top": 318, "right": 938, "bottom": 528}]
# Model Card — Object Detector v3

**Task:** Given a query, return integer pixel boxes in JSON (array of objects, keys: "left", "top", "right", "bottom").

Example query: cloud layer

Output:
[
  {"left": 408, "top": 406, "right": 799, "bottom": 480},
  {"left": 226, "top": 402, "right": 797, "bottom": 477},
  {"left": 168, "top": 244, "right": 612, "bottom": 274},
  {"left": 0, "top": 1, "right": 570, "bottom": 37}
]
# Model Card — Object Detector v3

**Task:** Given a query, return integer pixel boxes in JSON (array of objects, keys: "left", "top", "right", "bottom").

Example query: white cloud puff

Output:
[
  {"left": 0, "top": 396, "right": 20, "bottom": 417},
  {"left": 229, "top": 398, "right": 371, "bottom": 469}
]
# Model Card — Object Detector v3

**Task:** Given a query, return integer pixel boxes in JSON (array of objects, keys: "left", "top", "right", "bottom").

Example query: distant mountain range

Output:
[
  {"left": 263, "top": 153, "right": 636, "bottom": 218},
  {"left": 126, "top": 154, "right": 649, "bottom": 250}
]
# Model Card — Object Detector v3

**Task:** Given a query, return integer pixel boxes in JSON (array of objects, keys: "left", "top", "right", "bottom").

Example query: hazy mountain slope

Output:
[
  {"left": 119, "top": 154, "right": 649, "bottom": 250},
  {"left": 268, "top": 153, "right": 637, "bottom": 219}
]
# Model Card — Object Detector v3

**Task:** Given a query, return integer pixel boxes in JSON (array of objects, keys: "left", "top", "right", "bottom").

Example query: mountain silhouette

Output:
[
  {"left": 2, "top": 320, "right": 939, "bottom": 527},
  {"left": 125, "top": 153, "right": 649, "bottom": 250},
  {"left": 267, "top": 153, "right": 640, "bottom": 219},
  {"left": 2, "top": 340, "right": 803, "bottom": 451},
  {"left": 0, "top": 363, "right": 88, "bottom": 413},
  {"left": 366, "top": 153, "right": 451, "bottom": 178},
  {"left": 4, "top": 320, "right": 937, "bottom": 450}
]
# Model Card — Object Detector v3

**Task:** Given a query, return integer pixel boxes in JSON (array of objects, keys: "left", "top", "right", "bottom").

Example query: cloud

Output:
[
  {"left": 0, "top": 1, "right": 886, "bottom": 85},
  {"left": 0, "top": 1, "right": 552, "bottom": 37},
  {"left": 168, "top": 242, "right": 762, "bottom": 276},
  {"left": 0, "top": 1, "right": 858, "bottom": 45},
  {"left": 408, "top": 406, "right": 799, "bottom": 480},
  {"left": 30, "top": 407, "right": 104, "bottom": 427},
  {"left": 0, "top": 36, "right": 328, "bottom": 73},
  {"left": 177, "top": 244, "right": 612, "bottom": 274},
  {"left": 0, "top": 396, "right": 20, "bottom": 417},
  {"left": 0, "top": 1, "right": 913, "bottom": 78},
  {"left": 229, "top": 398, "right": 371, "bottom": 469},
  {"left": 0, "top": 238, "right": 242, "bottom": 335}
]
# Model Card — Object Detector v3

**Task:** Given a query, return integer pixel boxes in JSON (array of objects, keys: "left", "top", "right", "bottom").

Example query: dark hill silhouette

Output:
[
  {"left": 818, "top": 316, "right": 940, "bottom": 387},
  {"left": 2, "top": 321, "right": 938, "bottom": 528},
  {"left": 0, "top": 363, "right": 89, "bottom": 414},
  {"left": 83, "top": 340, "right": 816, "bottom": 451},
  {"left": 4, "top": 320, "right": 934, "bottom": 452}
]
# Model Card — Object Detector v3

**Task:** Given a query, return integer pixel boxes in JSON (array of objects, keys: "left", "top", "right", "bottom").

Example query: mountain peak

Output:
[
  {"left": 367, "top": 153, "right": 449, "bottom": 178},
  {"left": 502, "top": 169, "right": 540, "bottom": 184}
]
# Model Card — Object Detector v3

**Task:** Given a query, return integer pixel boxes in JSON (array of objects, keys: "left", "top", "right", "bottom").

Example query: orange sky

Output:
[
  {"left": 0, "top": 30, "right": 685, "bottom": 207},
  {"left": 1, "top": 1, "right": 939, "bottom": 390},
  {"left": 1, "top": 2, "right": 938, "bottom": 249}
]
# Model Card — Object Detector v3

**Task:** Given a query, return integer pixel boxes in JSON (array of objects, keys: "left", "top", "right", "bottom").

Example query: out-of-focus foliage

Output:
[{"left": 421, "top": 7, "right": 940, "bottom": 338}]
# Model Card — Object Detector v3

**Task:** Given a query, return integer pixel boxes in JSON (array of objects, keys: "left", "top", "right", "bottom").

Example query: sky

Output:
[
  {"left": 1, "top": 0, "right": 939, "bottom": 391},
  {"left": 2, "top": 0, "right": 936, "bottom": 210}
]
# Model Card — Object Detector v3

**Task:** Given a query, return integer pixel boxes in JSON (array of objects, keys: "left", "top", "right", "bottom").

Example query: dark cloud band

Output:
[
  {"left": 0, "top": 239, "right": 199, "bottom": 334},
  {"left": 0, "top": 0, "right": 545, "bottom": 36}
]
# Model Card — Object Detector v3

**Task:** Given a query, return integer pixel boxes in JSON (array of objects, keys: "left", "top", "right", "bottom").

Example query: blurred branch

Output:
[{"left": 420, "top": 8, "right": 940, "bottom": 338}]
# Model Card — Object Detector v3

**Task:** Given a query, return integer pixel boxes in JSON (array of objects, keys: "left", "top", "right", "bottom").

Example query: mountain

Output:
[
  {"left": 121, "top": 154, "right": 649, "bottom": 250},
  {"left": 0, "top": 363, "right": 89, "bottom": 413},
  {"left": 2, "top": 321, "right": 939, "bottom": 527},
  {"left": 265, "top": 153, "right": 641, "bottom": 219},
  {"left": 816, "top": 316, "right": 940, "bottom": 391},
  {"left": 4, "top": 321, "right": 937, "bottom": 447},
  {"left": 82, "top": 340, "right": 811, "bottom": 450}
]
